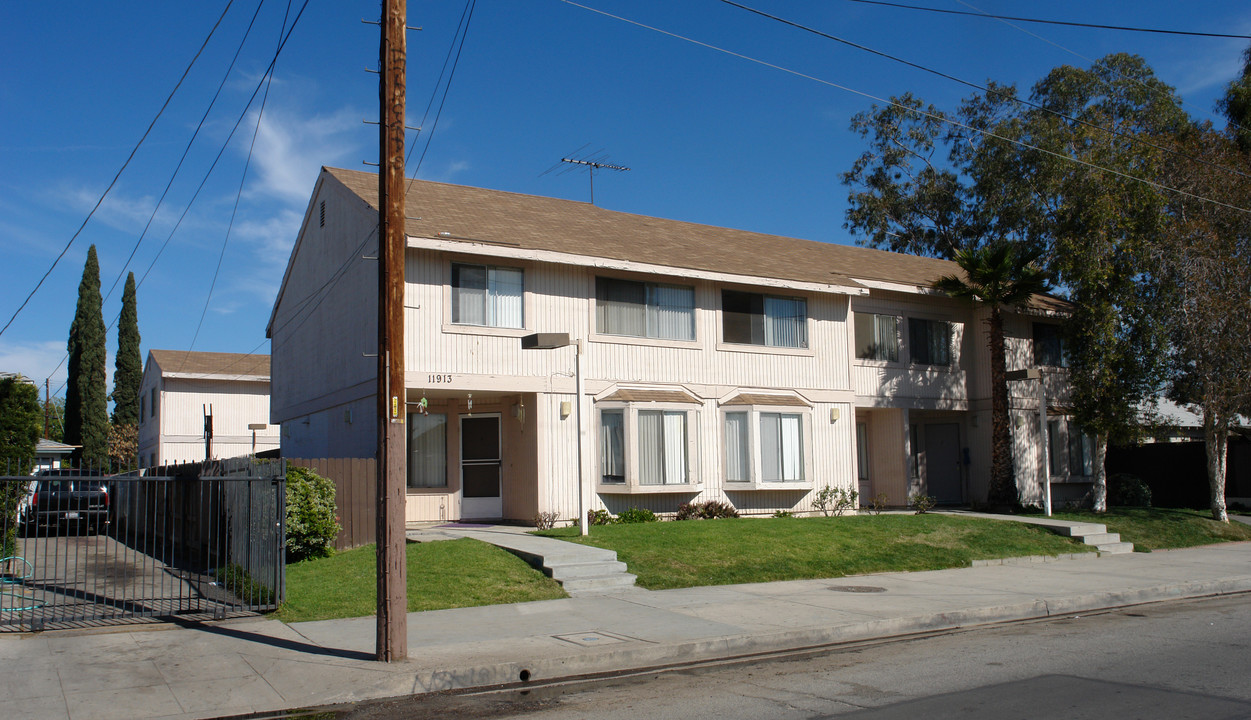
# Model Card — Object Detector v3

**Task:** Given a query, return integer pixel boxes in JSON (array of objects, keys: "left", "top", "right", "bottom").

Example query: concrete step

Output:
[
  {"left": 1079, "top": 532, "right": 1122, "bottom": 546},
  {"left": 545, "top": 559, "right": 630, "bottom": 580},
  {"left": 559, "top": 573, "right": 639, "bottom": 595},
  {"left": 1095, "top": 542, "right": 1135, "bottom": 555},
  {"left": 1053, "top": 522, "right": 1108, "bottom": 538}
]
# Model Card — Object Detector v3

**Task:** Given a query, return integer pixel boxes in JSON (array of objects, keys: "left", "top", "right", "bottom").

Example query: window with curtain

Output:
[
  {"left": 451, "top": 263, "right": 524, "bottom": 328},
  {"left": 638, "top": 410, "right": 688, "bottom": 485},
  {"left": 407, "top": 413, "right": 447, "bottom": 488},
  {"left": 721, "top": 290, "right": 807, "bottom": 348},
  {"left": 725, "top": 412, "right": 749, "bottom": 482},
  {"left": 596, "top": 277, "right": 695, "bottom": 340},
  {"left": 855, "top": 313, "right": 899, "bottom": 361},
  {"left": 1048, "top": 419, "right": 1065, "bottom": 476},
  {"left": 600, "top": 410, "right": 625, "bottom": 483},
  {"left": 1033, "top": 323, "right": 1068, "bottom": 367},
  {"left": 857, "top": 422, "right": 871, "bottom": 482},
  {"left": 908, "top": 318, "right": 951, "bottom": 366},
  {"left": 1068, "top": 426, "right": 1096, "bottom": 476},
  {"left": 761, "top": 412, "right": 804, "bottom": 482}
]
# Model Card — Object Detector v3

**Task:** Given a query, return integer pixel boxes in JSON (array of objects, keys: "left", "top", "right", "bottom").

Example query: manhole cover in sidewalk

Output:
[
  {"left": 828, "top": 585, "right": 887, "bottom": 593},
  {"left": 553, "top": 631, "right": 628, "bottom": 647}
]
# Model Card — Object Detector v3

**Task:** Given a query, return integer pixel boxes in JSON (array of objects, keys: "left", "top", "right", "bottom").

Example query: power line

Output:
[
  {"left": 187, "top": 0, "right": 293, "bottom": 355},
  {"left": 716, "top": 0, "right": 1251, "bottom": 182},
  {"left": 841, "top": 0, "right": 1251, "bottom": 40},
  {"left": 558, "top": 0, "right": 1251, "bottom": 217},
  {"left": 410, "top": 0, "right": 478, "bottom": 182},
  {"left": 0, "top": 1, "right": 239, "bottom": 341}
]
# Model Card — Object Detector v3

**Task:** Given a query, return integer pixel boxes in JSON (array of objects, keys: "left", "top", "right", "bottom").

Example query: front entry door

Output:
[
  {"left": 924, "top": 423, "right": 964, "bottom": 504},
  {"left": 461, "top": 415, "right": 502, "bottom": 519}
]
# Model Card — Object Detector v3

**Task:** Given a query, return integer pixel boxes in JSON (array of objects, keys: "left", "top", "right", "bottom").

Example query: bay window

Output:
[
  {"left": 598, "top": 403, "right": 698, "bottom": 491},
  {"left": 723, "top": 403, "right": 812, "bottom": 487}
]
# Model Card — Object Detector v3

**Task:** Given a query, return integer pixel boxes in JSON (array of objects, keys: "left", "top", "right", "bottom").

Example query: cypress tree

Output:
[
  {"left": 65, "top": 245, "right": 109, "bottom": 467},
  {"left": 112, "top": 272, "right": 141, "bottom": 425}
]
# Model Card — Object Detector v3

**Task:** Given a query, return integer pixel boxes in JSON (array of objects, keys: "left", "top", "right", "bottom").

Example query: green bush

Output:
[
  {"left": 587, "top": 508, "right": 616, "bottom": 526},
  {"left": 811, "top": 486, "right": 858, "bottom": 516},
  {"left": 675, "top": 500, "right": 740, "bottom": 520},
  {"left": 617, "top": 507, "right": 658, "bottom": 524},
  {"left": 216, "top": 563, "right": 273, "bottom": 605},
  {"left": 772, "top": 510, "right": 794, "bottom": 518},
  {"left": 908, "top": 493, "right": 936, "bottom": 514},
  {"left": 1108, "top": 473, "right": 1152, "bottom": 508},
  {"left": 285, "top": 465, "right": 340, "bottom": 563}
]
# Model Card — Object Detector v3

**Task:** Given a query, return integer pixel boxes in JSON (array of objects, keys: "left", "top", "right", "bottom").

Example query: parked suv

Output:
[{"left": 18, "top": 472, "right": 111, "bottom": 535}]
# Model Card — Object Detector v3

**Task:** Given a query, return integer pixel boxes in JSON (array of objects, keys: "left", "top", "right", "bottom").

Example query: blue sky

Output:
[{"left": 2, "top": 0, "right": 1249, "bottom": 401}]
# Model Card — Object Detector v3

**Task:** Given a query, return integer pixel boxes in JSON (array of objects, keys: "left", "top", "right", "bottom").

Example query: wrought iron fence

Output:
[{"left": 0, "top": 458, "right": 285, "bottom": 632}]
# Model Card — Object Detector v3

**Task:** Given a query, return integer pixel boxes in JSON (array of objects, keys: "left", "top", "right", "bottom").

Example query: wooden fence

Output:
[{"left": 286, "top": 458, "right": 376, "bottom": 551}]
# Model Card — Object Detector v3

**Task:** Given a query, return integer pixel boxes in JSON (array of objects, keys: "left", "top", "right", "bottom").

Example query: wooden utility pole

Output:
[{"left": 376, "top": 0, "right": 408, "bottom": 663}]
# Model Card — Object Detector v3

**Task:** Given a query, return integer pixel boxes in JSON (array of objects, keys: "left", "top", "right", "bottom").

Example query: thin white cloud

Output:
[
  {"left": 247, "top": 106, "right": 364, "bottom": 205},
  {"left": 0, "top": 339, "right": 70, "bottom": 391}
]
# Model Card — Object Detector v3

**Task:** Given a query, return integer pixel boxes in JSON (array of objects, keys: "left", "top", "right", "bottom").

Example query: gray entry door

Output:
[{"left": 924, "top": 423, "right": 964, "bottom": 504}]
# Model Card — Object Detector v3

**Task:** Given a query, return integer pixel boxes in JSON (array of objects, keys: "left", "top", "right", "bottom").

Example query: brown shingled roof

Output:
[
  {"left": 325, "top": 167, "right": 1069, "bottom": 311},
  {"left": 149, "top": 350, "right": 270, "bottom": 379}
]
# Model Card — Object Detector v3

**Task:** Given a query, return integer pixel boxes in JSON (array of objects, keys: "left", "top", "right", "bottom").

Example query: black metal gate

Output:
[{"left": 0, "top": 458, "right": 285, "bottom": 632}]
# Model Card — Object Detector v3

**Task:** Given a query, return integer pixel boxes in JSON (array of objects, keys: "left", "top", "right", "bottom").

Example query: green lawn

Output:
[
  {"left": 276, "top": 538, "right": 567, "bottom": 623},
  {"left": 537, "top": 514, "right": 1095, "bottom": 590},
  {"left": 1046, "top": 507, "right": 1251, "bottom": 551}
]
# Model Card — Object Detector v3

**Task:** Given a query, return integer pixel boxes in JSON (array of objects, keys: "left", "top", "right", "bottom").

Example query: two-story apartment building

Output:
[
  {"left": 137, "top": 350, "right": 279, "bottom": 467},
  {"left": 268, "top": 167, "right": 1084, "bottom": 524}
]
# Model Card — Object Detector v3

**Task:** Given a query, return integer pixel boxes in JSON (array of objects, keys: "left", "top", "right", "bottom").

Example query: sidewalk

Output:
[{"left": 2, "top": 532, "right": 1249, "bottom": 720}]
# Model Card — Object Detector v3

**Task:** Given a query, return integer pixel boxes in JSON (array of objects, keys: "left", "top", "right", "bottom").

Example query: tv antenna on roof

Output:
[{"left": 541, "top": 145, "right": 630, "bottom": 205}]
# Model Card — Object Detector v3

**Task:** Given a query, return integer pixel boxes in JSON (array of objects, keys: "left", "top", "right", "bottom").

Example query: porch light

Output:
[{"left": 522, "top": 333, "right": 588, "bottom": 536}]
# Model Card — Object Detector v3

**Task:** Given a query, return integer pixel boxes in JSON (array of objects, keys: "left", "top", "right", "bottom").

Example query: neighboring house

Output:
[
  {"left": 137, "top": 350, "right": 278, "bottom": 467},
  {"left": 267, "top": 167, "right": 1081, "bottom": 523},
  {"left": 33, "top": 438, "right": 75, "bottom": 472}
]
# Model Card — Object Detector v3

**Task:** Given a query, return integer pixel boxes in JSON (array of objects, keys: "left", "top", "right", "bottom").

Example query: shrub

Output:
[
  {"left": 587, "top": 508, "right": 616, "bottom": 526},
  {"left": 1108, "top": 473, "right": 1152, "bottom": 508},
  {"left": 675, "top": 500, "right": 740, "bottom": 520},
  {"left": 869, "top": 493, "right": 890, "bottom": 515},
  {"left": 772, "top": 510, "right": 794, "bottom": 518},
  {"left": 811, "top": 486, "right": 858, "bottom": 516},
  {"left": 216, "top": 563, "right": 273, "bottom": 605},
  {"left": 285, "top": 465, "right": 340, "bottom": 563},
  {"left": 908, "top": 493, "right": 936, "bottom": 514},
  {"left": 617, "top": 507, "right": 657, "bottom": 524},
  {"left": 533, "top": 511, "right": 559, "bottom": 530}
]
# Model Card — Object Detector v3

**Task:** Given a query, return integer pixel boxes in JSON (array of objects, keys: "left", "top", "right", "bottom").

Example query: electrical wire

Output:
[
  {"left": 185, "top": 0, "right": 293, "bottom": 359},
  {"left": 410, "top": 0, "right": 478, "bottom": 181},
  {"left": 717, "top": 0, "right": 1251, "bottom": 183},
  {"left": 558, "top": 0, "right": 1251, "bottom": 217},
  {"left": 100, "top": 0, "right": 268, "bottom": 310},
  {"left": 0, "top": 1, "right": 239, "bottom": 341},
  {"left": 841, "top": 0, "right": 1251, "bottom": 40}
]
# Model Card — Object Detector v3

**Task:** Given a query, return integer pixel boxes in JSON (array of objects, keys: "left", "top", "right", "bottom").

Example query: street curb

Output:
[{"left": 282, "top": 576, "right": 1251, "bottom": 708}]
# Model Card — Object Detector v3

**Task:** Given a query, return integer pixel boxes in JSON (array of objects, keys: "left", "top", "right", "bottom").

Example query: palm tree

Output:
[{"left": 934, "top": 242, "right": 1050, "bottom": 507}]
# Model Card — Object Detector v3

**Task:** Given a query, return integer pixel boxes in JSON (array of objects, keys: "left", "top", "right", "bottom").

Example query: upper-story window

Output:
[
  {"left": 596, "top": 277, "right": 695, "bottom": 341},
  {"left": 855, "top": 312, "right": 899, "bottom": 361},
  {"left": 909, "top": 318, "right": 951, "bottom": 366},
  {"left": 1033, "top": 322, "right": 1068, "bottom": 367},
  {"left": 721, "top": 290, "right": 808, "bottom": 348},
  {"left": 451, "top": 263, "right": 524, "bottom": 328}
]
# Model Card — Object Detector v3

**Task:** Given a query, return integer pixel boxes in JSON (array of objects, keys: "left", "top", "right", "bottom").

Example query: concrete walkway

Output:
[{"left": 2, "top": 527, "right": 1249, "bottom": 720}]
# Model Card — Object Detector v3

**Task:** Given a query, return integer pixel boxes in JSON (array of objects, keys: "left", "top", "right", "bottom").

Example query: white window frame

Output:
[
  {"left": 854, "top": 312, "right": 900, "bottom": 363},
  {"left": 449, "top": 262, "right": 525, "bottom": 330},
  {"left": 594, "top": 276, "right": 696, "bottom": 342},
  {"left": 721, "top": 404, "right": 813, "bottom": 490},
  {"left": 596, "top": 402, "right": 700, "bottom": 493},
  {"left": 719, "top": 289, "right": 810, "bottom": 350}
]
